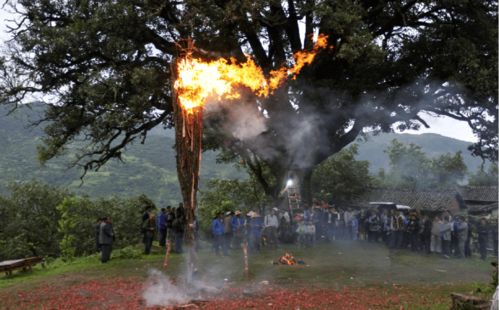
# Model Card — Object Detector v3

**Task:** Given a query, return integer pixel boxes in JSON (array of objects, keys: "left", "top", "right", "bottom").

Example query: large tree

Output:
[{"left": 0, "top": 0, "right": 497, "bottom": 204}]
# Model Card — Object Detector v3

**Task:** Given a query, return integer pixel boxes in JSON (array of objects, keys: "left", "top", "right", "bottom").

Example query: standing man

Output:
[
  {"left": 142, "top": 212, "right": 156, "bottom": 255},
  {"left": 224, "top": 211, "right": 234, "bottom": 253},
  {"left": 327, "top": 207, "right": 338, "bottom": 242},
  {"left": 249, "top": 212, "right": 263, "bottom": 252},
  {"left": 440, "top": 216, "right": 452, "bottom": 257},
  {"left": 95, "top": 217, "right": 103, "bottom": 253},
  {"left": 368, "top": 211, "right": 381, "bottom": 243},
  {"left": 344, "top": 208, "right": 352, "bottom": 240},
  {"left": 158, "top": 208, "right": 167, "bottom": 247},
  {"left": 455, "top": 216, "right": 468, "bottom": 258},
  {"left": 231, "top": 211, "right": 245, "bottom": 248},
  {"left": 406, "top": 212, "right": 420, "bottom": 252},
  {"left": 491, "top": 219, "right": 498, "bottom": 257},
  {"left": 351, "top": 212, "right": 359, "bottom": 241},
  {"left": 264, "top": 208, "right": 279, "bottom": 249},
  {"left": 173, "top": 203, "right": 186, "bottom": 253},
  {"left": 421, "top": 214, "right": 432, "bottom": 254},
  {"left": 166, "top": 206, "right": 174, "bottom": 247},
  {"left": 212, "top": 212, "right": 226, "bottom": 255},
  {"left": 99, "top": 217, "right": 114, "bottom": 263},
  {"left": 430, "top": 215, "right": 442, "bottom": 254},
  {"left": 477, "top": 218, "right": 489, "bottom": 260}
]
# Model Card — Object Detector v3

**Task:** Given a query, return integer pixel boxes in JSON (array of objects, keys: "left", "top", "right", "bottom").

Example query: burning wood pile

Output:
[
  {"left": 275, "top": 252, "right": 305, "bottom": 266},
  {"left": 278, "top": 253, "right": 297, "bottom": 265}
]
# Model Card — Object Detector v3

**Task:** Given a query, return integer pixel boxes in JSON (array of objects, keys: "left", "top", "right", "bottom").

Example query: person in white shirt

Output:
[{"left": 264, "top": 208, "right": 279, "bottom": 249}]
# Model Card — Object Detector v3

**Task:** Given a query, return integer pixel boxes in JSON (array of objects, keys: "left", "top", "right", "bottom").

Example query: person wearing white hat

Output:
[
  {"left": 264, "top": 208, "right": 279, "bottom": 249},
  {"left": 249, "top": 211, "right": 263, "bottom": 252},
  {"left": 231, "top": 211, "right": 245, "bottom": 248}
]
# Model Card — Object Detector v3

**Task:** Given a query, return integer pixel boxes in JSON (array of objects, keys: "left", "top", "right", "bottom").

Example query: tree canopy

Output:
[
  {"left": 0, "top": 0, "right": 496, "bottom": 203},
  {"left": 379, "top": 139, "right": 468, "bottom": 189},
  {"left": 312, "top": 144, "right": 372, "bottom": 204}
]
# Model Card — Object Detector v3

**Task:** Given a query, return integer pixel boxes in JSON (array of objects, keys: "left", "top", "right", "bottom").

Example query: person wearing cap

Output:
[
  {"left": 231, "top": 211, "right": 245, "bottom": 248},
  {"left": 264, "top": 208, "right": 279, "bottom": 249}
]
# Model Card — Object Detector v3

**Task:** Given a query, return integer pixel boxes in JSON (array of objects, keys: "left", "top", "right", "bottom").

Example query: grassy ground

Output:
[{"left": 0, "top": 240, "right": 495, "bottom": 309}]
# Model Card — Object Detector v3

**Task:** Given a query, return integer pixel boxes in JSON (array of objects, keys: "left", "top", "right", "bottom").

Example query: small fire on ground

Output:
[{"left": 275, "top": 252, "right": 305, "bottom": 266}]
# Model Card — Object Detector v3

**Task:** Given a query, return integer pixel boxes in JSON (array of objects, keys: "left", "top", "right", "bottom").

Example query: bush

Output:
[
  {"left": 0, "top": 181, "right": 67, "bottom": 260},
  {"left": 56, "top": 196, "right": 145, "bottom": 259},
  {"left": 0, "top": 180, "right": 152, "bottom": 261}
]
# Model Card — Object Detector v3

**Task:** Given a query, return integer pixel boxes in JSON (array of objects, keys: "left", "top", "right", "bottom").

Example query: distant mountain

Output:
[
  {"left": 355, "top": 132, "right": 484, "bottom": 173},
  {"left": 0, "top": 104, "right": 486, "bottom": 205},
  {"left": 0, "top": 104, "right": 245, "bottom": 206}
]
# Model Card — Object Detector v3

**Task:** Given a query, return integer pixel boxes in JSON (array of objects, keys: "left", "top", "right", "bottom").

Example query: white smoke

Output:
[
  {"left": 142, "top": 269, "right": 190, "bottom": 307},
  {"left": 205, "top": 99, "right": 267, "bottom": 141},
  {"left": 225, "top": 104, "right": 267, "bottom": 141}
]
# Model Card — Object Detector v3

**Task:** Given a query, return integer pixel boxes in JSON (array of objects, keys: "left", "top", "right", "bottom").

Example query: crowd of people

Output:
[
  {"left": 94, "top": 202, "right": 497, "bottom": 263},
  {"left": 142, "top": 203, "right": 188, "bottom": 254},
  {"left": 209, "top": 204, "right": 498, "bottom": 260}
]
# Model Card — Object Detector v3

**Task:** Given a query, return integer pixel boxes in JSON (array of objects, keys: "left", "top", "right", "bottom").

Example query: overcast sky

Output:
[{"left": 0, "top": 5, "right": 479, "bottom": 143}]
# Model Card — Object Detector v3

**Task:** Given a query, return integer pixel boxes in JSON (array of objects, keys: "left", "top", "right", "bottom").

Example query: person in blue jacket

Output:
[
  {"left": 212, "top": 212, "right": 226, "bottom": 255},
  {"left": 231, "top": 211, "right": 245, "bottom": 248},
  {"left": 249, "top": 212, "right": 263, "bottom": 252}
]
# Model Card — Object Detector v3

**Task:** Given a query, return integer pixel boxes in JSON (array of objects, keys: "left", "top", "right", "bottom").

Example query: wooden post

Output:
[
  {"left": 242, "top": 241, "right": 249, "bottom": 278},
  {"left": 163, "top": 240, "right": 172, "bottom": 270}
]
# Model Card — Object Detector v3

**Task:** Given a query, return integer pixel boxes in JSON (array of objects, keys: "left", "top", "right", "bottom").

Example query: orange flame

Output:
[{"left": 174, "top": 34, "right": 330, "bottom": 111}]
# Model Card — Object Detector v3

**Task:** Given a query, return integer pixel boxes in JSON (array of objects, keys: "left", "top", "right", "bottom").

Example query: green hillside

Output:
[
  {"left": 0, "top": 104, "right": 245, "bottom": 206},
  {"left": 0, "top": 104, "right": 485, "bottom": 204}
]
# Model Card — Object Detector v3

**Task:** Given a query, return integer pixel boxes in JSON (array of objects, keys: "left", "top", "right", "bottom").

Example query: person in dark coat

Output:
[
  {"left": 421, "top": 215, "right": 432, "bottom": 254},
  {"left": 158, "top": 208, "right": 167, "bottom": 247},
  {"left": 406, "top": 213, "right": 420, "bottom": 251},
  {"left": 491, "top": 219, "right": 498, "bottom": 257},
  {"left": 368, "top": 212, "right": 381, "bottom": 242},
  {"left": 95, "top": 217, "right": 103, "bottom": 252},
  {"left": 142, "top": 212, "right": 156, "bottom": 254},
  {"left": 165, "top": 206, "right": 174, "bottom": 245},
  {"left": 173, "top": 203, "right": 186, "bottom": 253},
  {"left": 477, "top": 218, "right": 489, "bottom": 260},
  {"left": 99, "top": 217, "right": 114, "bottom": 263}
]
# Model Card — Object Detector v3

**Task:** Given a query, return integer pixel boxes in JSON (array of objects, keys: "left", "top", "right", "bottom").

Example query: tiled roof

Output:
[
  {"left": 467, "top": 202, "right": 498, "bottom": 214},
  {"left": 456, "top": 186, "right": 498, "bottom": 202},
  {"left": 353, "top": 188, "right": 458, "bottom": 211}
]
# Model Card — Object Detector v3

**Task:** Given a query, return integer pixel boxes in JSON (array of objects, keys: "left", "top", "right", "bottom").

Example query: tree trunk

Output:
[
  {"left": 171, "top": 59, "right": 202, "bottom": 279},
  {"left": 298, "top": 168, "right": 313, "bottom": 207}
]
